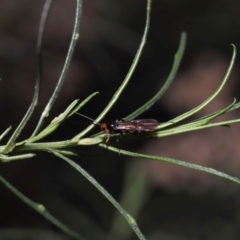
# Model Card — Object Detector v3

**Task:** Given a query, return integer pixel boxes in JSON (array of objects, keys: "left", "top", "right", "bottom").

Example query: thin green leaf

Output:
[
  {"left": 154, "top": 99, "right": 237, "bottom": 133},
  {"left": 126, "top": 32, "right": 186, "bottom": 121},
  {"left": 101, "top": 145, "right": 240, "bottom": 185},
  {"left": 77, "top": 137, "right": 103, "bottom": 145},
  {"left": 227, "top": 102, "right": 240, "bottom": 112},
  {"left": 50, "top": 150, "right": 146, "bottom": 240},
  {"left": 169, "top": 44, "right": 237, "bottom": 125},
  {"left": 2, "top": 2, "right": 54, "bottom": 153},
  {"left": 74, "top": 0, "right": 152, "bottom": 140},
  {"left": 69, "top": 92, "right": 99, "bottom": 118},
  {"left": 50, "top": 150, "right": 78, "bottom": 156},
  {"left": 27, "top": 100, "right": 80, "bottom": 143},
  {"left": 0, "top": 126, "right": 12, "bottom": 142},
  {"left": 0, "top": 153, "right": 35, "bottom": 162},
  {"left": 0, "top": 174, "right": 85, "bottom": 240},
  {"left": 31, "top": 0, "right": 82, "bottom": 137},
  {"left": 109, "top": 162, "right": 149, "bottom": 239},
  {"left": 167, "top": 98, "right": 237, "bottom": 131},
  {"left": 28, "top": 92, "right": 98, "bottom": 143},
  {"left": 155, "top": 118, "right": 240, "bottom": 138},
  {"left": 153, "top": 100, "right": 239, "bottom": 138},
  {"left": 184, "top": 98, "right": 237, "bottom": 125}
]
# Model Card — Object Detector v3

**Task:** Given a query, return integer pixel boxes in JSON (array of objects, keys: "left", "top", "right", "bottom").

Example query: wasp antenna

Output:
[{"left": 76, "top": 112, "right": 100, "bottom": 125}]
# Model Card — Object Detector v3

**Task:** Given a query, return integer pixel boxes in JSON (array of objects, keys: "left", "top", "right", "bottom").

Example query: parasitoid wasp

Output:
[{"left": 76, "top": 113, "right": 159, "bottom": 143}]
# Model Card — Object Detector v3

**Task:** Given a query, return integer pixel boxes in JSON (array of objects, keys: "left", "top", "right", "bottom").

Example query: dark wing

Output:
[
  {"left": 116, "top": 121, "right": 138, "bottom": 131},
  {"left": 130, "top": 119, "right": 159, "bottom": 131},
  {"left": 115, "top": 119, "right": 159, "bottom": 132}
]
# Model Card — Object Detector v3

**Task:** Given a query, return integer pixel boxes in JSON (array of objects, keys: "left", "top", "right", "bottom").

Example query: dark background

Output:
[{"left": 1, "top": 0, "right": 240, "bottom": 239}]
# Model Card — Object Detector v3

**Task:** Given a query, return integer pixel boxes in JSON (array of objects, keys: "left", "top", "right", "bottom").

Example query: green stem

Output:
[
  {"left": 51, "top": 150, "right": 146, "bottom": 240},
  {"left": 0, "top": 174, "right": 85, "bottom": 240},
  {"left": 101, "top": 145, "right": 240, "bottom": 185}
]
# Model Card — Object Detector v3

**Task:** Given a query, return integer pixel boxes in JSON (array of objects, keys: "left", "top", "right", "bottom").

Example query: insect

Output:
[{"left": 76, "top": 113, "right": 159, "bottom": 143}]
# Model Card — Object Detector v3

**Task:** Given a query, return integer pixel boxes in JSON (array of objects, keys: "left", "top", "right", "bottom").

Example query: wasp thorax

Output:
[{"left": 110, "top": 121, "right": 118, "bottom": 130}]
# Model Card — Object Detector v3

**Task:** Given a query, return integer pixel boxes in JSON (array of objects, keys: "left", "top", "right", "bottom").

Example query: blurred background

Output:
[{"left": 1, "top": 0, "right": 240, "bottom": 239}]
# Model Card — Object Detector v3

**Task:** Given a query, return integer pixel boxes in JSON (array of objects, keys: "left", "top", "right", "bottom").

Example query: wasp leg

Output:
[
  {"left": 105, "top": 133, "right": 110, "bottom": 144},
  {"left": 116, "top": 132, "right": 124, "bottom": 154}
]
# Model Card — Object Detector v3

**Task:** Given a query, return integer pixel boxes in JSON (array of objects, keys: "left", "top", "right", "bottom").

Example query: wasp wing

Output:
[
  {"left": 131, "top": 119, "right": 158, "bottom": 131},
  {"left": 116, "top": 121, "right": 138, "bottom": 131},
  {"left": 117, "top": 119, "right": 158, "bottom": 132}
]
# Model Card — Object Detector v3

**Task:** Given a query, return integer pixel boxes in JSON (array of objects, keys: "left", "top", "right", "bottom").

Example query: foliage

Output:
[{"left": 0, "top": 0, "right": 240, "bottom": 239}]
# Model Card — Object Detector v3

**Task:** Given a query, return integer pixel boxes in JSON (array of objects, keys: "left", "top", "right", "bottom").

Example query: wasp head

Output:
[{"left": 100, "top": 123, "right": 109, "bottom": 133}]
